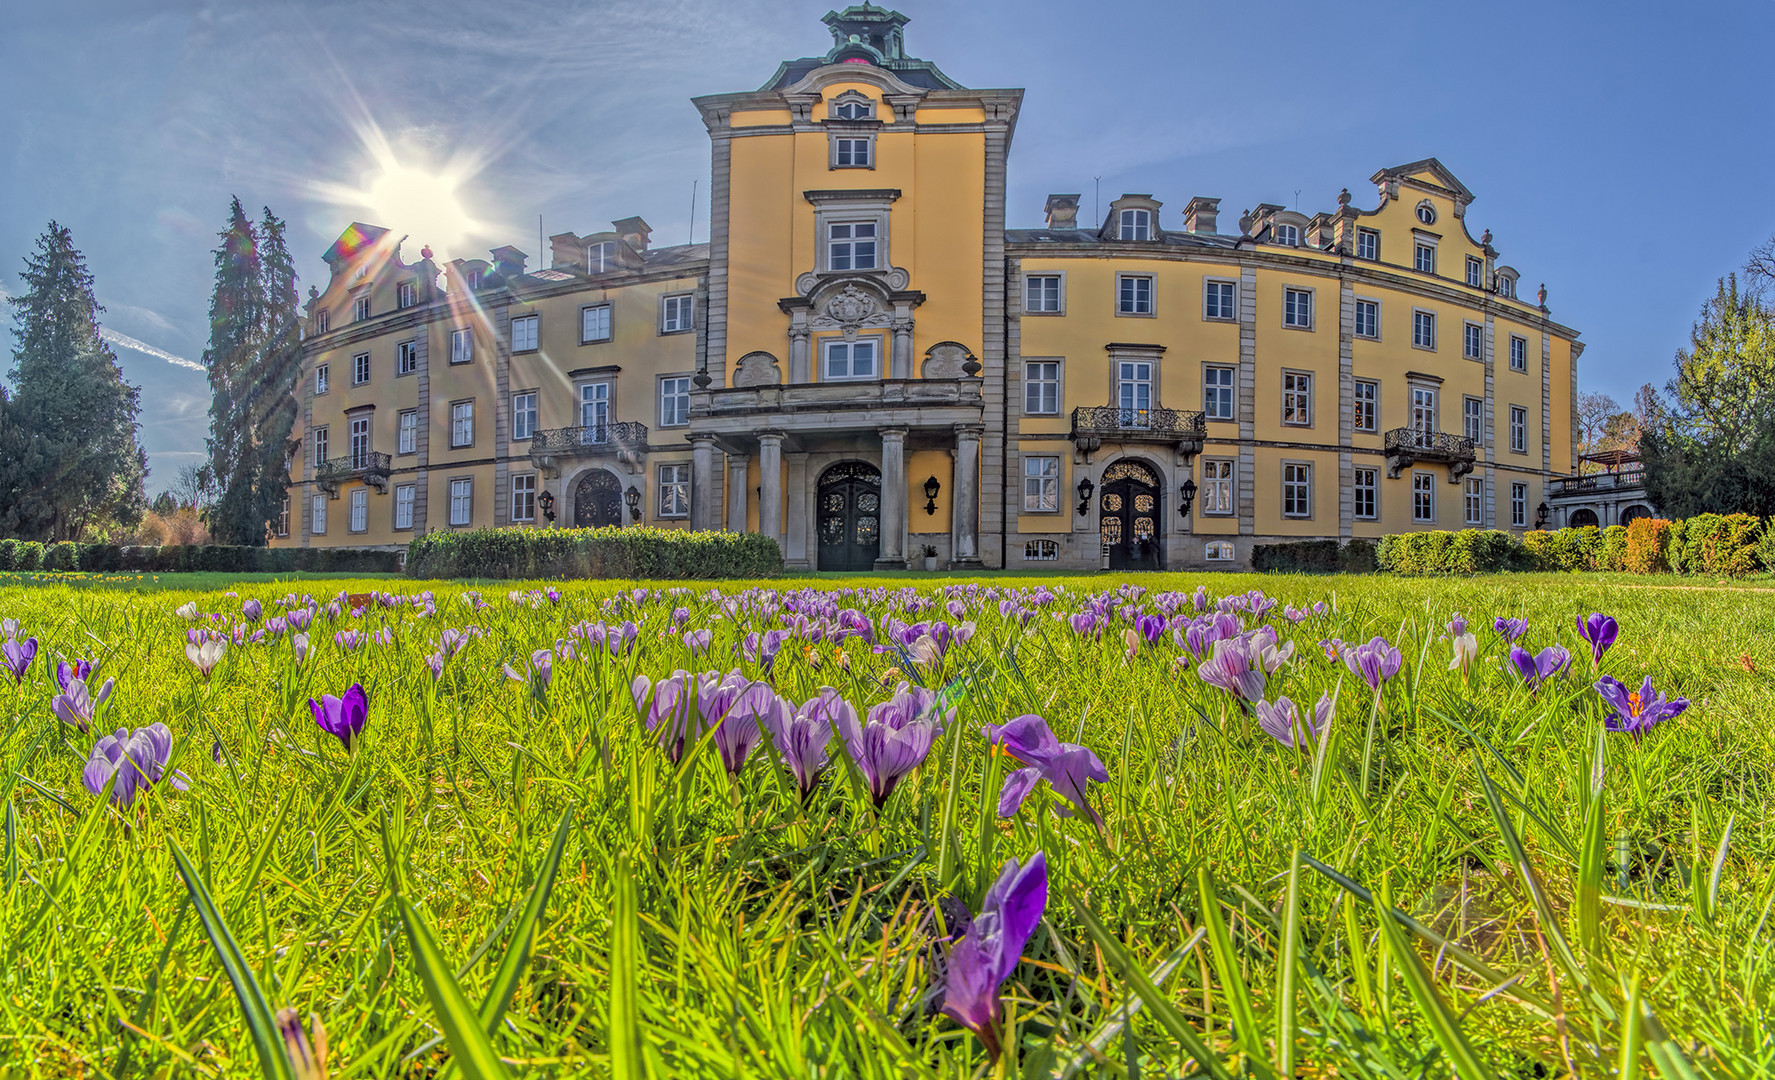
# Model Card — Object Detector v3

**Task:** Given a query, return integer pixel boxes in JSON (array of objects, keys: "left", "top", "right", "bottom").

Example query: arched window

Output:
[
  {"left": 1415, "top": 201, "right": 1437, "bottom": 225},
  {"left": 834, "top": 100, "right": 872, "bottom": 120},
  {"left": 1206, "top": 541, "right": 1235, "bottom": 562},
  {"left": 1273, "top": 223, "right": 1299, "bottom": 247}
]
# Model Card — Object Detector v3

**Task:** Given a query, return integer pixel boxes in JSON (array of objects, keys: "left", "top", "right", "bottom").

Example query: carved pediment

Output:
[
  {"left": 795, "top": 265, "right": 910, "bottom": 296},
  {"left": 808, "top": 281, "right": 894, "bottom": 339},
  {"left": 921, "top": 341, "right": 978, "bottom": 379},
  {"left": 733, "top": 351, "right": 782, "bottom": 387}
]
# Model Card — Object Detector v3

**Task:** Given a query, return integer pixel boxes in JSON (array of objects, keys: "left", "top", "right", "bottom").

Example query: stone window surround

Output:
[
  {"left": 580, "top": 302, "right": 613, "bottom": 344},
  {"left": 1114, "top": 272, "right": 1155, "bottom": 317},
  {"left": 449, "top": 399, "right": 475, "bottom": 449},
  {"left": 1412, "top": 229, "right": 1439, "bottom": 275},
  {"left": 819, "top": 333, "right": 886, "bottom": 382},
  {"left": 1406, "top": 371, "right": 1444, "bottom": 431},
  {"left": 311, "top": 493, "right": 327, "bottom": 536},
  {"left": 1462, "top": 319, "right": 1484, "bottom": 360},
  {"left": 574, "top": 372, "right": 617, "bottom": 427},
  {"left": 397, "top": 338, "right": 418, "bottom": 377},
  {"left": 510, "top": 388, "right": 539, "bottom": 442},
  {"left": 1281, "top": 459, "right": 1314, "bottom": 519},
  {"left": 659, "top": 292, "right": 695, "bottom": 335},
  {"left": 1021, "top": 454, "right": 1062, "bottom": 514},
  {"left": 827, "top": 89, "right": 877, "bottom": 120},
  {"left": 449, "top": 327, "right": 474, "bottom": 364},
  {"left": 510, "top": 312, "right": 540, "bottom": 354},
  {"left": 1355, "top": 227, "right": 1380, "bottom": 260},
  {"left": 1023, "top": 270, "right": 1066, "bottom": 316},
  {"left": 314, "top": 363, "right": 329, "bottom": 395},
  {"left": 828, "top": 130, "right": 876, "bottom": 170},
  {"left": 393, "top": 482, "right": 416, "bottom": 531},
  {"left": 348, "top": 488, "right": 369, "bottom": 534},
  {"left": 510, "top": 471, "right": 538, "bottom": 522},
  {"left": 1464, "top": 476, "right": 1485, "bottom": 525},
  {"left": 448, "top": 476, "right": 474, "bottom": 527},
  {"left": 656, "top": 462, "right": 690, "bottom": 519},
  {"left": 1411, "top": 306, "right": 1438, "bottom": 351},
  {"left": 397, "top": 408, "right": 419, "bottom": 456},
  {"left": 1353, "top": 296, "right": 1381, "bottom": 340},
  {"left": 1201, "top": 362, "right": 1236, "bottom": 423},
  {"left": 1281, "top": 368, "right": 1314, "bottom": 428},
  {"left": 1412, "top": 469, "right": 1437, "bottom": 522},
  {"left": 1198, "top": 456, "right": 1235, "bottom": 516},
  {"left": 1352, "top": 465, "right": 1379, "bottom": 520},
  {"left": 1105, "top": 342, "right": 1165, "bottom": 403},
  {"left": 807, "top": 189, "right": 898, "bottom": 275},
  {"left": 1201, "top": 276, "right": 1238, "bottom": 322},
  {"left": 352, "top": 350, "right": 370, "bottom": 385},
  {"left": 1353, "top": 379, "right": 1379, "bottom": 432},
  {"left": 1509, "top": 333, "right": 1529, "bottom": 372},
  {"left": 1509, "top": 404, "right": 1529, "bottom": 454},
  {"left": 1282, "top": 285, "right": 1315, "bottom": 330},
  {"left": 1022, "top": 357, "right": 1063, "bottom": 416},
  {"left": 1462, "top": 395, "right": 1484, "bottom": 443},
  {"left": 657, "top": 372, "right": 694, "bottom": 427},
  {"left": 1205, "top": 540, "right": 1236, "bottom": 562}
]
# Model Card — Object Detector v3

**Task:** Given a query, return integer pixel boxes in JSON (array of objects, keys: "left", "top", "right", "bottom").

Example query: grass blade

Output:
[
  {"left": 1276, "top": 849, "right": 1302, "bottom": 1078},
  {"left": 392, "top": 892, "right": 511, "bottom": 1079},
  {"left": 1196, "top": 866, "right": 1272, "bottom": 1075},
  {"left": 1369, "top": 878, "right": 1494, "bottom": 1079},
  {"left": 167, "top": 840, "right": 295, "bottom": 1080},
  {"left": 479, "top": 806, "right": 574, "bottom": 1036},
  {"left": 1618, "top": 974, "right": 1644, "bottom": 1080},
  {"left": 609, "top": 853, "right": 645, "bottom": 1080}
]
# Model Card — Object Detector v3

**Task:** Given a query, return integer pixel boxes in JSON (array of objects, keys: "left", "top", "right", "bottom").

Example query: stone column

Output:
[
  {"left": 689, "top": 434, "right": 717, "bottom": 531},
  {"left": 758, "top": 431, "right": 785, "bottom": 551},
  {"left": 951, "top": 424, "right": 983, "bottom": 567},
  {"left": 784, "top": 453, "right": 810, "bottom": 569},
  {"left": 875, "top": 427, "right": 909, "bottom": 569},
  {"left": 788, "top": 325, "right": 811, "bottom": 384},
  {"left": 891, "top": 316, "right": 915, "bottom": 379},
  {"left": 725, "top": 453, "right": 749, "bottom": 532}
]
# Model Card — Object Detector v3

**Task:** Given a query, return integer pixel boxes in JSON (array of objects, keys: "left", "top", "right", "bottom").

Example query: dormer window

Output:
[
  {"left": 587, "top": 241, "right": 617, "bottom": 273},
  {"left": 1273, "top": 223, "right": 1299, "bottom": 247},
  {"left": 1495, "top": 270, "right": 1518, "bottom": 298},
  {"left": 465, "top": 270, "right": 481, "bottom": 290},
  {"left": 1118, "top": 209, "right": 1151, "bottom": 241},
  {"left": 834, "top": 100, "right": 872, "bottom": 120},
  {"left": 1415, "top": 201, "right": 1437, "bottom": 225},
  {"left": 398, "top": 280, "right": 417, "bottom": 309},
  {"left": 353, "top": 294, "right": 371, "bottom": 322}
]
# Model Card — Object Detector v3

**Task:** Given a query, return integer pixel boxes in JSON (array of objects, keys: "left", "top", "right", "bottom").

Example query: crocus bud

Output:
[{"left": 276, "top": 1008, "right": 329, "bottom": 1080}]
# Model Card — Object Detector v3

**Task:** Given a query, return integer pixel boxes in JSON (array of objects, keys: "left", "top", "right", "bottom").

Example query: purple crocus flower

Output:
[
  {"left": 546, "top": 588, "right": 561, "bottom": 605},
  {"left": 1508, "top": 645, "right": 1571, "bottom": 690},
  {"left": 1, "top": 637, "right": 37, "bottom": 684},
  {"left": 633, "top": 671, "right": 699, "bottom": 763},
  {"left": 1493, "top": 617, "right": 1529, "bottom": 643},
  {"left": 242, "top": 599, "right": 263, "bottom": 622},
  {"left": 291, "top": 633, "right": 310, "bottom": 666},
  {"left": 768, "top": 688, "right": 848, "bottom": 801},
  {"left": 287, "top": 607, "right": 313, "bottom": 632},
  {"left": 1197, "top": 636, "right": 1266, "bottom": 703},
  {"left": 1344, "top": 636, "right": 1403, "bottom": 692},
  {"left": 940, "top": 852, "right": 1049, "bottom": 1062},
  {"left": 83, "top": 723, "right": 187, "bottom": 808},
  {"left": 831, "top": 683, "right": 948, "bottom": 807},
  {"left": 983, "top": 714, "right": 1109, "bottom": 825},
  {"left": 52, "top": 676, "right": 114, "bottom": 733},
  {"left": 503, "top": 650, "right": 553, "bottom": 695},
  {"left": 1594, "top": 675, "right": 1688, "bottom": 740},
  {"left": 333, "top": 629, "right": 364, "bottom": 651},
  {"left": 1253, "top": 694, "right": 1333, "bottom": 750},
  {"left": 55, "top": 658, "right": 98, "bottom": 691},
  {"left": 1136, "top": 614, "right": 1165, "bottom": 645},
  {"left": 1067, "top": 612, "right": 1100, "bottom": 639},
  {"left": 1576, "top": 612, "right": 1619, "bottom": 667},
  {"left": 309, "top": 683, "right": 369, "bottom": 752},
  {"left": 683, "top": 628, "right": 712, "bottom": 656},
  {"left": 700, "top": 670, "right": 788, "bottom": 776},
  {"left": 184, "top": 637, "right": 225, "bottom": 678},
  {"left": 1446, "top": 613, "right": 1468, "bottom": 638}
]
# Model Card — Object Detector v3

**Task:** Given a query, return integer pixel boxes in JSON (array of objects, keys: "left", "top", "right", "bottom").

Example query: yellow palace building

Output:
[{"left": 280, "top": 4, "right": 1581, "bottom": 572}]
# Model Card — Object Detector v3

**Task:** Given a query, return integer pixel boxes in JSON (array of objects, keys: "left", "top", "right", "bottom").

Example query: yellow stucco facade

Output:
[{"left": 280, "top": 5, "right": 1582, "bottom": 572}]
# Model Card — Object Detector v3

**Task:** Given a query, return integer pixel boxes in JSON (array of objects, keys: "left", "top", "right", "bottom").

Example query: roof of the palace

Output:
[{"left": 762, "top": 4, "right": 963, "bottom": 91}]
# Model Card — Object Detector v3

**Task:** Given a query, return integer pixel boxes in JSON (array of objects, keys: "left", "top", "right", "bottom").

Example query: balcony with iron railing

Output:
[
  {"left": 1383, "top": 427, "right": 1477, "bottom": 481},
  {"left": 316, "top": 452, "right": 390, "bottom": 496},
  {"left": 1550, "top": 468, "right": 1645, "bottom": 497},
  {"left": 528, "top": 421, "right": 649, "bottom": 477},
  {"left": 1070, "top": 405, "right": 1207, "bottom": 461}
]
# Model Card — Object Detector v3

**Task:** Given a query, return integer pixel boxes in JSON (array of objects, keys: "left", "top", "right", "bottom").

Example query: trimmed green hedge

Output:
[
  {"left": 1379, "top": 515, "right": 1773, "bottom": 577},
  {"left": 1378, "top": 529, "right": 1527, "bottom": 575},
  {"left": 404, "top": 526, "right": 784, "bottom": 581},
  {"left": 0, "top": 543, "right": 401, "bottom": 575},
  {"left": 1251, "top": 540, "right": 1339, "bottom": 572}
]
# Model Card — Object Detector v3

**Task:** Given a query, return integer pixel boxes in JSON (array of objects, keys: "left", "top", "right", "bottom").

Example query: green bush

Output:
[
  {"left": 1677, "top": 513, "right": 1762, "bottom": 577},
  {"left": 1594, "top": 525, "right": 1629, "bottom": 572},
  {"left": 43, "top": 541, "right": 80, "bottom": 571},
  {"left": 405, "top": 526, "right": 784, "bottom": 581},
  {"left": 1759, "top": 518, "right": 1775, "bottom": 572},
  {"left": 1338, "top": 538, "right": 1377, "bottom": 573},
  {"left": 0, "top": 539, "right": 15, "bottom": 572},
  {"left": 1252, "top": 539, "right": 1338, "bottom": 572},
  {"left": 13, "top": 542, "right": 44, "bottom": 571},
  {"left": 1446, "top": 529, "right": 1526, "bottom": 573},
  {"left": 1664, "top": 518, "right": 1688, "bottom": 574}
]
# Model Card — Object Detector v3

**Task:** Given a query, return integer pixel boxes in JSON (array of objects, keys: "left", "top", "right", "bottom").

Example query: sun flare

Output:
[{"left": 361, "top": 164, "right": 475, "bottom": 252}]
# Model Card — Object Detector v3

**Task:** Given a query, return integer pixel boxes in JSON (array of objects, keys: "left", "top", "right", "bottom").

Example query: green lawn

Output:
[{"left": 1, "top": 570, "right": 1771, "bottom": 1075}]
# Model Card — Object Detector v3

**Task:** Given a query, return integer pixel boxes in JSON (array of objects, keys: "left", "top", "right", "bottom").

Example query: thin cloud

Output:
[{"left": 100, "top": 328, "right": 205, "bottom": 372}]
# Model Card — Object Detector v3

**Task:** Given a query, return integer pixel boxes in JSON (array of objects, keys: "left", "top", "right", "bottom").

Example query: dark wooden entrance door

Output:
[
  {"left": 1099, "top": 460, "right": 1162, "bottom": 571},
  {"left": 574, "top": 470, "right": 623, "bottom": 528},
  {"left": 817, "top": 462, "right": 882, "bottom": 571}
]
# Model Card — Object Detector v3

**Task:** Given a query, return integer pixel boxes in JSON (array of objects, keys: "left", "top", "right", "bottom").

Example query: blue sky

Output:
[{"left": 4, "top": 1, "right": 1772, "bottom": 492}]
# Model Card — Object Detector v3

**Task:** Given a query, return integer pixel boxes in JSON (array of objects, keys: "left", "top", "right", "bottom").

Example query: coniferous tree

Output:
[
  {"left": 202, "top": 198, "right": 267, "bottom": 544},
  {"left": 4, "top": 222, "right": 148, "bottom": 539},
  {"left": 249, "top": 207, "right": 303, "bottom": 538}
]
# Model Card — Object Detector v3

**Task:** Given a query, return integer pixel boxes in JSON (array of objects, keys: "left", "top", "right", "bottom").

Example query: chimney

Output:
[
  {"left": 612, "top": 216, "right": 652, "bottom": 254},
  {"left": 1043, "top": 194, "right": 1080, "bottom": 230},
  {"left": 549, "top": 232, "right": 586, "bottom": 271},
  {"left": 1183, "top": 197, "right": 1220, "bottom": 235},
  {"left": 488, "top": 245, "right": 527, "bottom": 279}
]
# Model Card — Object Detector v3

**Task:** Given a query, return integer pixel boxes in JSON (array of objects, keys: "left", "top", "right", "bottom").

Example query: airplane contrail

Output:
[{"left": 100, "top": 328, "right": 206, "bottom": 372}]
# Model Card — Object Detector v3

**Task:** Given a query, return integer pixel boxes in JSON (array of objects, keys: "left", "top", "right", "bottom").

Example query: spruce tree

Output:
[
  {"left": 250, "top": 207, "right": 303, "bottom": 540},
  {"left": 201, "top": 198, "right": 267, "bottom": 544},
  {"left": 4, "top": 222, "right": 148, "bottom": 539}
]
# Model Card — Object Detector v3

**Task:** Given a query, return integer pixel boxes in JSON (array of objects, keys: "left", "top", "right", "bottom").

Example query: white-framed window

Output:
[
  {"left": 661, "top": 294, "right": 693, "bottom": 334},
  {"left": 349, "top": 416, "right": 371, "bottom": 466},
  {"left": 1416, "top": 202, "right": 1437, "bottom": 225},
  {"left": 587, "top": 241, "right": 617, "bottom": 272},
  {"left": 833, "top": 137, "right": 871, "bottom": 167},
  {"left": 1116, "top": 274, "right": 1153, "bottom": 315},
  {"left": 1353, "top": 380, "right": 1378, "bottom": 432},
  {"left": 312, "top": 426, "right": 329, "bottom": 468},
  {"left": 1204, "top": 365, "right": 1235, "bottom": 420},
  {"left": 1412, "top": 309, "right": 1437, "bottom": 349},
  {"left": 1118, "top": 209, "right": 1151, "bottom": 241},
  {"left": 1025, "top": 274, "right": 1062, "bottom": 313},
  {"left": 833, "top": 98, "right": 872, "bottom": 120},
  {"left": 1354, "top": 298, "right": 1379, "bottom": 339},
  {"left": 1023, "top": 456, "right": 1060, "bottom": 512},
  {"left": 657, "top": 464, "right": 689, "bottom": 518},
  {"left": 1283, "top": 288, "right": 1313, "bottom": 329},
  {"left": 511, "top": 314, "right": 539, "bottom": 353},
  {"left": 1204, "top": 279, "right": 1237, "bottom": 320},
  {"left": 275, "top": 496, "right": 290, "bottom": 538},
  {"left": 1117, "top": 360, "right": 1153, "bottom": 426},
  {"left": 581, "top": 304, "right": 611, "bottom": 343},
  {"left": 1353, "top": 467, "right": 1377, "bottom": 520},
  {"left": 823, "top": 339, "right": 878, "bottom": 380},
  {"left": 398, "top": 409, "right": 418, "bottom": 455},
  {"left": 450, "top": 328, "right": 473, "bottom": 364},
  {"left": 1511, "top": 482, "right": 1528, "bottom": 527},
  {"left": 1282, "top": 463, "right": 1311, "bottom": 518},
  {"left": 1206, "top": 540, "right": 1235, "bottom": 562},
  {"left": 394, "top": 483, "right": 415, "bottom": 530},
  {"left": 659, "top": 376, "right": 691, "bottom": 427},
  {"left": 1466, "top": 257, "right": 1484, "bottom": 288},
  {"left": 1273, "top": 223, "right": 1299, "bottom": 247},
  {"left": 352, "top": 352, "right": 370, "bottom": 385},
  {"left": 1355, "top": 228, "right": 1379, "bottom": 261},
  {"left": 348, "top": 488, "right": 368, "bottom": 533},
  {"left": 1282, "top": 371, "right": 1312, "bottom": 426},
  {"left": 1465, "top": 478, "right": 1484, "bottom": 526},
  {"left": 464, "top": 269, "right": 481, "bottom": 290},
  {"left": 579, "top": 382, "right": 610, "bottom": 434},
  {"left": 311, "top": 494, "right": 326, "bottom": 535},
  {"left": 314, "top": 310, "right": 329, "bottom": 335},
  {"left": 1412, "top": 472, "right": 1435, "bottom": 522},
  {"left": 398, "top": 280, "right": 417, "bottom": 309},
  {"left": 451, "top": 401, "right": 474, "bottom": 448},
  {"left": 1414, "top": 242, "right": 1436, "bottom": 274},
  {"left": 1024, "top": 361, "right": 1060, "bottom": 415},
  {"left": 511, "top": 473, "right": 537, "bottom": 522},
  {"left": 1498, "top": 275, "right": 1517, "bottom": 299},
  {"left": 1510, "top": 405, "right": 1528, "bottom": 453},
  {"left": 1510, "top": 335, "right": 1528, "bottom": 372},
  {"left": 1463, "top": 322, "right": 1483, "bottom": 359},
  {"left": 398, "top": 340, "right": 417, "bottom": 375},
  {"left": 512, "top": 391, "right": 538, "bottom": 441},
  {"left": 314, "top": 364, "right": 329, "bottom": 395},
  {"left": 1200, "top": 458, "right": 1233, "bottom": 515},
  {"left": 1023, "top": 540, "right": 1059, "bottom": 561},
  {"left": 1412, "top": 387, "right": 1438, "bottom": 434},
  {"left": 353, "top": 294, "right": 371, "bottom": 321},
  {"left": 449, "top": 478, "right": 472, "bottom": 526},
  {"left": 828, "top": 222, "right": 877, "bottom": 271},
  {"left": 1463, "top": 397, "right": 1483, "bottom": 445}
]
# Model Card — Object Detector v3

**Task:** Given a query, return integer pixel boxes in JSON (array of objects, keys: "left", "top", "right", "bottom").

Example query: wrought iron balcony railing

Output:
[
  {"left": 528, "top": 422, "right": 648, "bottom": 477},
  {"left": 1070, "top": 405, "right": 1207, "bottom": 462},
  {"left": 316, "top": 452, "right": 390, "bottom": 495},
  {"left": 1382, "top": 427, "right": 1476, "bottom": 481},
  {"left": 1550, "top": 469, "right": 1645, "bottom": 496}
]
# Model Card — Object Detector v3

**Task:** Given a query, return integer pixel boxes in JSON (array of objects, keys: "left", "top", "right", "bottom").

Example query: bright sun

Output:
[{"left": 362, "top": 164, "right": 475, "bottom": 252}]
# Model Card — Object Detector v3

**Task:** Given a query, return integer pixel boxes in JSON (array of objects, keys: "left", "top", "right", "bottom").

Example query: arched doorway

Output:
[
  {"left": 573, "top": 469, "right": 624, "bottom": 528},
  {"left": 1099, "top": 460, "right": 1162, "bottom": 571},
  {"left": 1569, "top": 508, "right": 1599, "bottom": 529},
  {"left": 817, "top": 461, "right": 882, "bottom": 571},
  {"left": 1621, "top": 504, "right": 1653, "bottom": 525}
]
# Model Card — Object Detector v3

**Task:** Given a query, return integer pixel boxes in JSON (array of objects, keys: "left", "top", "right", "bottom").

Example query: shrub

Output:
[
  {"left": 1623, "top": 518, "right": 1673, "bottom": 574},
  {"left": 13, "top": 542, "right": 44, "bottom": 571},
  {"left": 43, "top": 541, "right": 80, "bottom": 571},
  {"left": 0, "top": 539, "right": 15, "bottom": 572},
  {"left": 1594, "top": 525, "right": 1629, "bottom": 572},
  {"left": 1338, "top": 538, "right": 1377, "bottom": 573},
  {"left": 1446, "top": 529, "right": 1526, "bottom": 573},
  {"left": 1252, "top": 540, "right": 1338, "bottom": 572},
  {"left": 1681, "top": 512, "right": 1762, "bottom": 577},
  {"left": 404, "top": 526, "right": 784, "bottom": 581},
  {"left": 1759, "top": 518, "right": 1775, "bottom": 572},
  {"left": 1664, "top": 518, "right": 1689, "bottom": 574}
]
